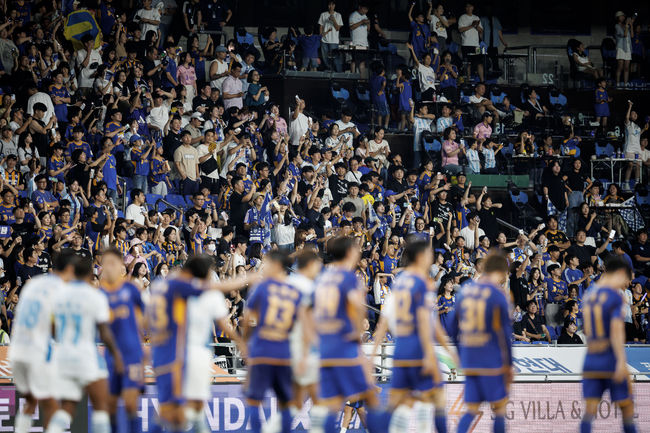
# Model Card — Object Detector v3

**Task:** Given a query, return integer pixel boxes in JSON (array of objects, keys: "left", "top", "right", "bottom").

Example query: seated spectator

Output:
[
  {"left": 557, "top": 319, "right": 584, "bottom": 344},
  {"left": 521, "top": 299, "right": 551, "bottom": 343},
  {"left": 437, "top": 52, "right": 458, "bottom": 102},
  {"left": 571, "top": 41, "right": 603, "bottom": 79},
  {"left": 469, "top": 83, "right": 501, "bottom": 122},
  {"left": 441, "top": 127, "right": 464, "bottom": 175}
]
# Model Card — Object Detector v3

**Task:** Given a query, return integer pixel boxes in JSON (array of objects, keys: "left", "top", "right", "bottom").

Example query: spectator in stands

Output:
[
  {"left": 407, "top": 42, "right": 437, "bottom": 102},
  {"left": 298, "top": 25, "right": 321, "bottom": 72},
  {"left": 571, "top": 41, "right": 603, "bottom": 79},
  {"left": 410, "top": 102, "right": 435, "bottom": 169},
  {"left": 522, "top": 299, "right": 551, "bottom": 342},
  {"left": 437, "top": 52, "right": 458, "bottom": 102},
  {"left": 198, "top": 0, "right": 232, "bottom": 45},
  {"left": 349, "top": 4, "right": 370, "bottom": 74},
  {"left": 428, "top": 3, "right": 455, "bottom": 54},
  {"left": 557, "top": 319, "right": 583, "bottom": 344},
  {"left": 469, "top": 83, "right": 501, "bottom": 122},
  {"left": 441, "top": 127, "right": 464, "bottom": 175},
  {"left": 395, "top": 65, "right": 413, "bottom": 132},
  {"left": 407, "top": 3, "right": 431, "bottom": 61},
  {"left": 632, "top": 229, "right": 650, "bottom": 276},
  {"left": 614, "top": 11, "right": 634, "bottom": 88},
  {"left": 458, "top": 2, "right": 483, "bottom": 82},
  {"left": 623, "top": 100, "right": 642, "bottom": 190},
  {"left": 318, "top": 1, "right": 343, "bottom": 72},
  {"left": 370, "top": 64, "right": 389, "bottom": 130}
]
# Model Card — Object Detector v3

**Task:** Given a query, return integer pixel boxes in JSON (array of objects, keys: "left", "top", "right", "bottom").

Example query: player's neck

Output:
[
  {"left": 405, "top": 265, "right": 426, "bottom": 278},
  {"left": 331, "top": 260, "right": 354, "bottom": 271}
]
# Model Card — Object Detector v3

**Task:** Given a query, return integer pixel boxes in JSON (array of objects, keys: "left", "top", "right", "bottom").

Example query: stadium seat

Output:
[
  {"left": 330, "top": 82, "right": 350, "bottom": 106},
  {"left": 146, "top": 194, "right": 163, "bottom": 208},
  {"left": 547, "top": 326, "right": 557, "bottom": 341},
  {"left": 166, "top": 194, "right": 187, "bottom": 209},
  {"left": 594, "top": 142, "right": 615, "bottom": 158}
]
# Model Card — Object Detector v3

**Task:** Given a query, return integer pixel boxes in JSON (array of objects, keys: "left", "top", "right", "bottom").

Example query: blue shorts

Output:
[
  {"left": 583, "top": 377, "right": 632, "bottom": 403},
  {"left": 155, "top": 364, "right": 186, "bottom": 405},
  {"left": 320, "top": 364, "right": 371, "bottom": 402},
  {"left": 594, "top": 103, "right": 610, "bottom": 117},
  {"left": 107, "top": 356, "right": 144, "bottom": 396},
  {"left": 246, "top": 364, "right": 293, "bottom": 403},
  {"left": 346, "top": 400, "right": 364, "bottom": 409},
  {"left": 391, "top": 366, "right": 441, "bottom": 394},
  {"left": 373, "top": 99, "right": 389, "bottom": 116},
  {"left": 302, "top": 57, "right": 319, "bottom": 69},
  {"left": 464, "top": 375, "right": 507, "bottom": 405}
]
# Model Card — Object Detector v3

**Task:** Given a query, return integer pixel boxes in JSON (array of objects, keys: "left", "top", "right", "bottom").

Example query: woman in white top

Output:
[
  {"left": 324, "top": 123, "right": 350, "bottom": 150},
  {"left": 272, "top": 200, "right": 297, "bottom": 252},
  {"left": 572, "top": 42, "right": 603, "bottom": 79},
  {"left": 428, "top": 3, "right": 456, "bottom": 53},
  {"left": 614, "top": 11, "right": 634, "bottom": 87},
  {"left": 406, "top": 42, "right": 437, "bottom": 102},
  {"left": 368, "top": 128, "right": 391, "bottom": 168}
]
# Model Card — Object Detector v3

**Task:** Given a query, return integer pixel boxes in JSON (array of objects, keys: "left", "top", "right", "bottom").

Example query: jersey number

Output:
[
  {"left": 150, "top": 295, "right": 168, "bottom": 331},
  {"left": 394, "top": 290, "right": 413, "bottom": 323},
  {"left": 56, "top": 313, "right": 82, "bottom": 345},
  {"left": 18, "top": 300, "right": 41, "bottom": 329},
  {"left": 264, "top": 295, "right": 295, "bottom": 331},
  {"left": 315, "top": 285, "right": 340, "bottom": 318},
  {"left": 459, "top": 298, "right": 487, "bottom": 332},
  {"left": 584, "top": 293, "right": 607, "bottom": 339}
]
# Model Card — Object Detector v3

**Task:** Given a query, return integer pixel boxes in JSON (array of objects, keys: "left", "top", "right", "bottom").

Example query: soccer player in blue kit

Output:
[
  {"left": 148, "top": 255, "right": 256, "bottom": 433},
  {"left": 313, "top": 236, "right": 384, "bottom": 433},
  {"left": 581, "top": 256, "right": 638, "bottom": 433},
  {"left": 454, "top": 252, "right": 512, "bottom": 433},
  {"left": 99, "top": 247, "right": 146, "bottom": 433},
  {"left": 243, "top": 250, "right": 303, "bottom": 433},
  {"left": 372, "top": 238, "right": 458, "bottom": 433}
]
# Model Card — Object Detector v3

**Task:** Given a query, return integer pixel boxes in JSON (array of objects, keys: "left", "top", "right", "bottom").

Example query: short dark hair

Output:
[
  {"left": 603, "top": 255, "right": 632, "bottom": 278},
  {"left": 328, "top": 236, "right": 356, "bottom": 261},
  {"left": 74, "top": 257, "right": 94, "bottom": 279},
  {"left": 183, "top": 255, "right": 214, "bottom": 279},
  {"left": 52, "top": 249, "right": 79, "bottom": 272},
  {"left": 483, "top": 252, "right": 509, "bottom": 274},
  {"left": 102, "top": 246, "right": 124, "bottom": 260},
  {"left": 403, "top": 238, "right": 429, "bottom": 265},
  {"left": 131, "top": 188, "right": 144, "bottom": 201},
  {"left": 296, "top": 250, "right": 320, "bottom": 270},
  {"left": 267, "top": 250, "right": 293, "bottom": 269}
]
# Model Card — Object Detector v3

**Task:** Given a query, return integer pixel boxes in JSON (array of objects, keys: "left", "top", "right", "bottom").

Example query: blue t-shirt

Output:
[
  {"left": 162, "top": 57, "right": 178, "bottom": 89},
  {"left": 298, "top": 34, "right": 321, "bottom": 58}
]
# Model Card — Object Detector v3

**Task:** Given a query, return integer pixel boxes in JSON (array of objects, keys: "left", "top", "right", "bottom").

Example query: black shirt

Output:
[
  {"left": 64, "top": 247, "right": 92, "bottom": 259},
  {"left": 192, "top": 95, "right": 212, "bottom": 112},
  {"left": 328, "top": 175, "right": 348, "bottom": 204},
  {"left": 229, "top": 191, "right": 248, "bottom": 233},
  {"left": 217, "top": 238, "right": 232, "bottom": 257},
  {"left": 542, "top": 170, "right": 567, "bottom": 211},
  {"left": 163, "top": 130, "right": 182, "bottom": 161},
  {"left": 510, "top": 274, "right": 529, "bottom": 311},
  {"left": 522, "top": 314, "right": 545, "bottom": 340},
  {"left": 564, "top": 169, "right": 587, "bottom": 193},
  {"left": 478, "top": 207, "right": 499, "bottom": 241},
  {"left": 386, "top": 177, "right": 408, "bottom": 194},
  {"left": 566, "top": 243, "right": 596, "bottom": 267},
  {"left": 557, "top": 330, "right": 583, "bottom": 344},
  {"left": 142, "top": 58, "right": 162, "bottom": 89}
]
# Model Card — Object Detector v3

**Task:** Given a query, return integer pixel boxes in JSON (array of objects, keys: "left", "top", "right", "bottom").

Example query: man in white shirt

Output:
[
  {"left": 136, "top": 0, "right": 161, "bottom": 40},
  {"left": 334, "top": 109, "right": 360, "bottom": 144},
  {"left": 221, "top": 62, "right": 243, "bottom": 110},
  {"left": 125, "top": 189, "right": 148, "bottom": 235},
  {"left": 457, "top": 2, "right": 484, "bottom": 82},
  {"left": 26, "top": 84, "right": 55, "bottom": 125},
  {"left": 349, "top": 4, "right": 369, "bottom": 74},
  {"left": 74, "top": 35, "right": 103, "bottom": 94},
  {"left": 147, "top": 93, "right": 171, "bottom": 132},
  {"left": 9, "top": 251, "right": 76, "bottom": 433},
  {"left": 459, "top": 212, "right": 485, "bottom": 251},
  {"left": 289, "top": 98, "right": 309, "bottom": 147},
  {"left": 318, "top": 1, "right": 343, "bottom": 71},
  {"left": 209, "top": 46, "right": 229, "bottom": 91}
]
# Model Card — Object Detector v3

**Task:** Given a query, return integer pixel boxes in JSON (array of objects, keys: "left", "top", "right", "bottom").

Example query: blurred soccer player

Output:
[
  {"left": 46, "top": 257, "right": 124, "bottom": 433},
  {"left": 10, "top": 250, "right": 78, "bottom": 433},
  {"left": 581, "top": 256, "right": 637, "bottom": 433},
  {"left": 372, "top": 238, "right": 458, "bottom": 433},
  {"left": 99, "top": 247, "right": 146, "bottom": 433},
  {"left": 184, "top": 269, "right": 247, "bottom": 433},
  {"left": 148, "top": 255, "right": 254, "bottom": 433},
  {"left": 243, "top": 250, "right": 302, "bottom": 433},
  {"left": 313, "top": 236, "right": 384, "bottom": 433},
  {"left": 455, "top": 252, "right": 512, "bottom": 433}
]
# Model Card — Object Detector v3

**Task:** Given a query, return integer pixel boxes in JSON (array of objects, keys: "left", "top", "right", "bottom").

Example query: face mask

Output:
[{"left": 206, "top": 244, "right": 216, "bottom": 253}]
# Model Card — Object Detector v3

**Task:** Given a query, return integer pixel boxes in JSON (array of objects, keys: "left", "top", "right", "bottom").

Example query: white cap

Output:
[{"left": 190, "top": 112, "right": 204, "bottom": 121}]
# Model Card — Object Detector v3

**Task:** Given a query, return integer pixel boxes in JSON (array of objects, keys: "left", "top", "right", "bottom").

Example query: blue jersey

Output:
[
  {"left": 392, "top": 271, "right": 431, "bottom": 363},
  {"left": 313, "top": 268, "right": 364, "bottom": 365},
  {"left": 148, "top": 277, "right": 203, "bottom": 369},
  {"left": 246, "top": 278, "right": 301, "bottom": 365},
  {"left": 546, "top": 277, "right": 568, "bottom": 303},
  {"left": 582, "top": 285, "right": 624, "bottom": 377},
  {"left": 455, "top": 280, "right": 512, "bottom": 375},
  {"left": 101, "top": 280, "right": 144, "bottom": 365}
]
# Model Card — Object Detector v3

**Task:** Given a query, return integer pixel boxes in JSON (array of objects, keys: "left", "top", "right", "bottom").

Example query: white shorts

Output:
[
  {"left": 12, "top": 360, "right": 55, "bottom": 400},
  {"left": 54, "top": 374, "right": 95, "bottom": 402},
  {"left": 183, "top": 346, "right": 212, "bottom": 401},
  {"left": 616, "top": 48, "right": 632, "bottom": 61},
  {"left": 291, "top": 352, "right": 319, "bottom": 387}
]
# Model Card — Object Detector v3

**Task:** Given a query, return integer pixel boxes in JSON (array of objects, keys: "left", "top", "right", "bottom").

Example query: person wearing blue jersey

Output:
[
  {"left": 372, "top": 238, "right": 458, "bottom": 433},
  {"left": 454, "top": 252, "right": 512, "bottom": 433},
  {"left": 99, "top": 247, "right": 145, "bottom": 433},
  {"left": 242, "top": 250, "right": 302, "bottom": 433},
  {"left": 313, "top": 236, "right": 383, "bottom": 433},
  {"left": 147, "top": 255, "right": 255, "bottom": 433},
  {"left": 581, "top": 256, "right": 638, "bottom": 433}
]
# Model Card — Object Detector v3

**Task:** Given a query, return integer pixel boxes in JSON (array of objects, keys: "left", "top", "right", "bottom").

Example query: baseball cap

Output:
[
  {"left": 215, "top": 45, "right": 227, "bottom": 53},
  {"left": 191, "top": 112, "right": 204, "bottom": 121},
  {"left": 385, "top": 190, "right": 396, "bottom": 197},
  {"left": 129, "top": 135, "right": 142, "bottom": 143}
]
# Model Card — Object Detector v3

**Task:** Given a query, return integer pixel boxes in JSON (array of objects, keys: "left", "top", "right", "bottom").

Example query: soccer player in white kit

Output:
[
  {"left": 10, "top": 250, "right": 78, "bottom": 433},
  {"left": 45, "top": 257, "right": 124, "bottom": 433},
  {"left": 183, "top": 271, "right": 247, "bottom": 433}
]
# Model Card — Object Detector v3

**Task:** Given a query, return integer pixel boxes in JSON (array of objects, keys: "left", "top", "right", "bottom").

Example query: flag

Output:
[
  {"left": 621, "top": 197, "right": 645, "bottom": 232},
  {"left": 64, "top": 9, "right": 102, "bottom": 51}
]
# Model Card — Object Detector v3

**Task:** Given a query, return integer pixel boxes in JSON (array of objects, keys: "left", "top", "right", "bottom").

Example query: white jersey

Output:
[
  {"left": 288, "top": 272, "right": 316, "bottom": 352},
  {"left": 186, "top": 290, "right": 229, "bottom": 349},
  {"left": 53, "top": 280, "right": 110, "bottom": 381},
  {"left": 9, "top": 274, "right": 64, "bottom": 364}
]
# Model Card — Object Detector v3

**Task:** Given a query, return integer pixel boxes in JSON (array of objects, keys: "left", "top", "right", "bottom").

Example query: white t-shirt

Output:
[
  {"left": 196, "top": 144, "right": 220, "bottom": 179},
  {"left": 53, "top": 281, "right": 110, "bottom": 380},
  {"left": 429, "top": 15, "right": 449, "bottom": 39},
  {"left": 289, "top": 112, "right": 309, "bottom": 147},
  {"left": 186, "top": 290, "right": 228, "bottom": 349},
  {"left": 209, "top": 59, "right": 229, "bottom": 91},
  {"left": 147, "top": 102, "right": 170, "bottom": 131},
  {"left": 334, "top": 119, "right": 358, "bottom": 144},
  {"left": 75, "top": 48, "right": 103, "bottom": 88},
  {"left": 9, "top": 274, "right": 64, "bottom": 364},
  {"left": 125, "top": 203, "right": 146, "bottom": 227},
  {"left": 349, "top": 11, "right": 369, "bottom": 47},
  {"left": 318, "top": 11, "right": 343, "bottom": 44},
  {"left": 137, "top": 7, "right": 161, "bottom": 40},
  {"left": 469, "top": 94, "right": 487, "bottom": 104},
  {"left": 459, "top": 226, "right": 485, "bottom": 251},
  {"left": 458, "top": 13, "right": 482, "bottom": 47},
  {"left": 417, "top": 63, "right": 436, "bottom": 92},
  {"left": 624, "top": 121, "right": 641, "bottom": 154}
]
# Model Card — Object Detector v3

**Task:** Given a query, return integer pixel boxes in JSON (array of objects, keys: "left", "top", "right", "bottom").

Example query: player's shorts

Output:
[
  {"left": 55, "top": 350, "right": 109, "bottom": 401},
  {"left": 107, "top": 355, "right": 144, "bottom": 396},
  {"left": 463, "top": 375, "right": 508, "bottom": 405},
  {"left": 246, "top": 364, "right": 293, "bottom": 403},
  {"left": 583, "top": 376, "right": 633, "bottom": 404},
  {"left": 156, "top": 363, "right": 187, "bottom": 405},
  {"left": 320, "top": 364, "right": 371, "bottom": 402},
  {"left": 183, "top": 346, "right": 213, "bottom": 401},
  {"left": 391, "top": 366, "right": 442, "bottom": 395},
  {"left": 346, "top": 399, "right": 364, "bottom": 409},
  {"left": 291, "top": 352, "right": 319, "bottom": 387},
  {"left": 12, "top": 360, "right": 55, "bottom": 400}
]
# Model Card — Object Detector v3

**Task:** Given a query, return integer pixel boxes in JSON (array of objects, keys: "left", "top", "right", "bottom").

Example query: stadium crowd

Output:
[{"left": 0, "top": 0, "right": 647, "bottom": 357}]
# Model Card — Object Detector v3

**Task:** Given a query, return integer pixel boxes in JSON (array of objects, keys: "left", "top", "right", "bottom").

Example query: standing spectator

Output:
[
  {"left": 177, "top": 52, "right": 198, "bottom": 101},
  {"left": 395, "top": 65, "right": 412, "bottom": 132},
  {"left": 441, "top": 127, "right": 464, "bottom": 175},
  {"left": 289, "top": 98, "right": 309, "bottom": 148},
  {"left": 480, "top": 5, "right": 507, "bottom": 74},
  {"left": 182, "top": 0, "right": 201, "bottom": 35},
  {"left": 222, "top": 62, "right": 243, "bottom": 110},
  {"left": 407, "top": 3, "right": 431, "bottom": 61},
  {"left": 161, "top": 42, "right": 179, "bottom": 90},
  {"left": 614, "top": 11, "right": 634, "bottom": 88},
  {"left": 298, "top": 25, "right": 321, "bottom": 72},
  {"left": 349, "top": 4, "right": 370, "bottom": 74},
  {"left": 244, "top": 70, "right": 269, "bottom": 108},
  {"left": 334, "top": 109, "right": 360, "bottom": 145},
  {"left": 370, "top": 64, "right": 389, "bottom": 130},
  {"left": 198, "top": 0, "right": 232, "bottom": 46},
  {"left": 136, "top": 0, "right": 161, "bottom": 41},
  {"left": 429, "top": 3, "right": 455, "bottom": 53},
  {"left": 209, "top": 46, "right": 229, "bottom": 91},
  {"left": 458, "top": 2, "right": 484, "bottom": 82},
  {"left": 74, "top": 35, "right": 103, "bottom": 96},
  {"left": 409, "top": 102, "right": 435, "bottom": 169},
  {"left": 318, "top": 1, "right": 343, "bottom": 72},
  {"left": 623, "top": 101, "right": 641, "bottom": 190},
  {"left": 407, "top": 42, "right": 436, "bottom": 102},
  {"left": 174, "top": 130, "right": 200, "bottom": 195}
]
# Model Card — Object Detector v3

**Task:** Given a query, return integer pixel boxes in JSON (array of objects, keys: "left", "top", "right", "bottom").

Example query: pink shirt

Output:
[
  {"left": 473, "top": 122, "right": 492, "bottom": 139},
  {"left": 442, "top": 140, "right": 460, "bottom": 166},
  {"left": 177, "top": 64, "right": 197, "bottom": 86},
  {"left": 273, "top": 116, "right": 288, "bottom": 135},
  {"left": 222, "top": 75, "right": 243, "bottom": 109}
]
